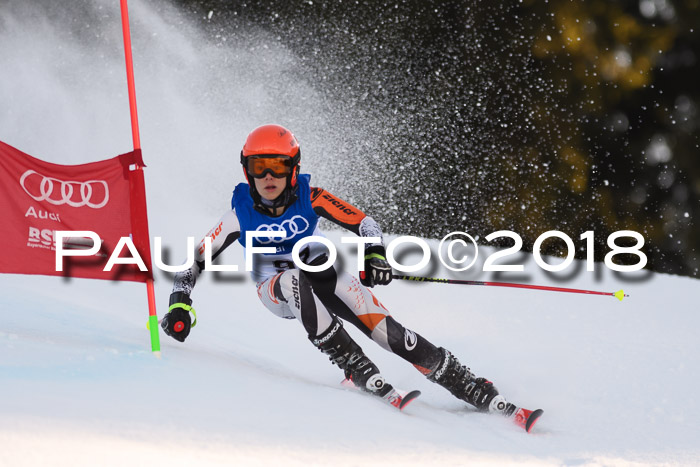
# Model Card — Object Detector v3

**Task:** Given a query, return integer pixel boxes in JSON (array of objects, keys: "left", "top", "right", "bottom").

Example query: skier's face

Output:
[{"left": 254, "top": 172, "right": 287, "bottom": 201}]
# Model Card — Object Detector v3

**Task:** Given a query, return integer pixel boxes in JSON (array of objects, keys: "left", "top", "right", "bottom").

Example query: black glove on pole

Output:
[
  {"left": 161, "top": 291, "right": 195, "bottom": 342},
  {"left": 360, "top": 245, "right": 393, "bottom": 288}
]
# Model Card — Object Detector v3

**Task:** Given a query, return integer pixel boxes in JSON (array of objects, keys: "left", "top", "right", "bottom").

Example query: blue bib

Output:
[{"left": 231, "top": 174, "right": 318, "bottom": 255}]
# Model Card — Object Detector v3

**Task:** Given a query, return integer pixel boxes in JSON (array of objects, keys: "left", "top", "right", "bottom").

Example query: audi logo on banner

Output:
[
  {"left": 256, "top": 215, "right": 310, "bottom": 244},
  {"left": 19, "top": 170, "right": 109, "bottom": 209}
]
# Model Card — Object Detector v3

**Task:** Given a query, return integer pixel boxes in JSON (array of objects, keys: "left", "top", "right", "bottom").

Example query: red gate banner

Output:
[{"left": 0, "top": 140, "right": 152, "bottom": 282}]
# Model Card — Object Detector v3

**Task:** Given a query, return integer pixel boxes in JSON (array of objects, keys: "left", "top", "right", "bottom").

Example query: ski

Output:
[
  {"left": 510, "top": 407, "right": 544, "bottom": 433},
  {"left": 341, "top": 378, "right": 541, "bottom": 430},
  {"left": 496, "top": 398, "right": 543, "bottom": 433},
  {"left": 488, "top": 396, "right": 544, "bottom": 433},
  {"left": 341, "top": 378, "right": 421, "bottom": 411}
]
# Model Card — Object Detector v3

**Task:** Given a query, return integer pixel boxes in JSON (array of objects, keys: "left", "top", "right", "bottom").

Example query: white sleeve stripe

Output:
[{"left": 172, "top": 209, "right": 242, "bottom": 295}]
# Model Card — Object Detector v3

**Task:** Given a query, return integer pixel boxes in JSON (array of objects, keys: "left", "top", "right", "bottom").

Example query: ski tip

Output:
[
  {"left": 525, "top": 409, "right": 544, "bottom": 433},
  {"left": 399, "top": 390, "right": 421, "bottom": 411}
]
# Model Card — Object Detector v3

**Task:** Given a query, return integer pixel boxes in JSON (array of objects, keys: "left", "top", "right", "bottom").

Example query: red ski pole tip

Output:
[{"left": 174, "top": 321, "right": 185, "bottom": 332}]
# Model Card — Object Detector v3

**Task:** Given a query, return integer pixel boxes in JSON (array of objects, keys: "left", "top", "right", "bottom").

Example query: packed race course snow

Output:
[{"left": 2, "top": 234, "right": 699, "bottom": 466}]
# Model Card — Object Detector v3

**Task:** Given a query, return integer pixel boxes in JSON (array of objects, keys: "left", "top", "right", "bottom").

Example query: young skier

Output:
[{"left": 161, "top": 124, "right": 524, "bottom": 418}]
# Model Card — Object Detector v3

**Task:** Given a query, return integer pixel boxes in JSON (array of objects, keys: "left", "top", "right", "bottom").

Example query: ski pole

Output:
[{"left": 391, "top": 275, "right": 628, "bottom": 301}]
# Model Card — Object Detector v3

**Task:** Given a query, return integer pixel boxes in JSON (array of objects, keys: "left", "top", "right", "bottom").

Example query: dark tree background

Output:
[{"left": 173, "top": 0, "right": 699, "bottom": 277}]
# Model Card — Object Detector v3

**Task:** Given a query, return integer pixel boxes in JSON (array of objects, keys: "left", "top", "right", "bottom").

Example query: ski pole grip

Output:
[{"left": 169, "top": 302, "right": 197, "bottom": 328}]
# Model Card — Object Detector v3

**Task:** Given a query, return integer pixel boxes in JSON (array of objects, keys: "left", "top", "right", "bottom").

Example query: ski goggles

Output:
[{"left": 243, "top": 155, "right": 296, "bottom": 179}]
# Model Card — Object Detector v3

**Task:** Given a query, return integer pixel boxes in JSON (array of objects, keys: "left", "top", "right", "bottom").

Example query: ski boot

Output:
[
  {"left": 310, "top": 315, "right": 392, "bottom": 398},
  {"left": 427, "top": 348, "right": 543, "bottom": 431},
  {"left": 427, "top": 347, "right": 514, "bottom": 414}
]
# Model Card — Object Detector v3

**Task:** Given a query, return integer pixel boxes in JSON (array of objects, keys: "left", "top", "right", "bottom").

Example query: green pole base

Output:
[{"left": 148, "top": 314, "right": 161, "bottom": 353}]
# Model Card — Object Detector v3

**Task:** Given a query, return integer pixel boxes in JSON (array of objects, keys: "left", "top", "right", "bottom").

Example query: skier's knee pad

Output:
[
  {"left": 383, "top": 316, "right": 442, "bottom": 371},
  {"left": 384, "top": 316, "right": 406, "bottom": 350}
]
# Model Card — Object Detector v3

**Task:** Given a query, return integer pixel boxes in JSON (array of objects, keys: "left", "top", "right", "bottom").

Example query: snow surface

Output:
[
  {"left": 2, "top": 236, "right": 699, "bottom": 466},
  {"left": 2, "top": 0, "right": 700, "bottom": 465}
]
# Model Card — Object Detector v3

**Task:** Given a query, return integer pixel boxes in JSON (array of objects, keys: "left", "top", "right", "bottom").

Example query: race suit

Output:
[{"left": 172, "top": 174, "right": 442, "bottom": 374}]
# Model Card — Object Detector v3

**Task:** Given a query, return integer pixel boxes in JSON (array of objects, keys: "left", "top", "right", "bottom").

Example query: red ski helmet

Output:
[
  {"left": 240, "top": 124, "right": 301, "bottom": 209},
  {"left": 241, "top": 125, "right": 301, "bottom": 187}
]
